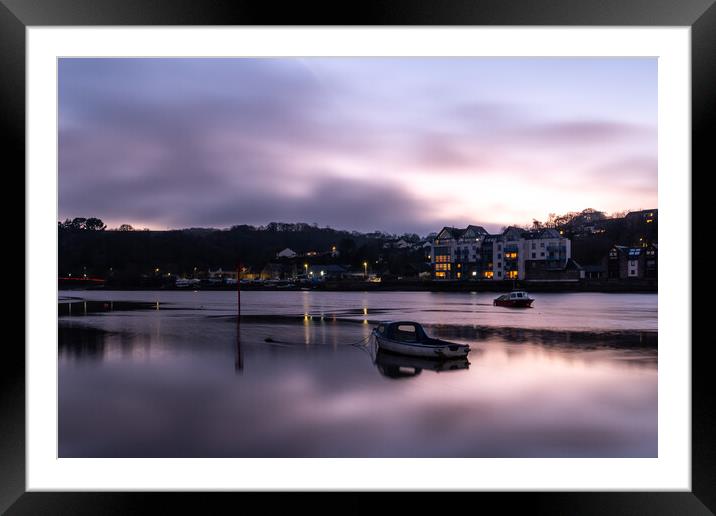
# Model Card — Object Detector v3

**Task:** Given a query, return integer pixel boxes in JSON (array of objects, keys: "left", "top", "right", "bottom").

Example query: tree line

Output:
[
  {"left": 58, "top": 208, "right": 656, "bottom": 284},
  {"left": 58, "top": 219, "right": 430, "bottom": 282}
]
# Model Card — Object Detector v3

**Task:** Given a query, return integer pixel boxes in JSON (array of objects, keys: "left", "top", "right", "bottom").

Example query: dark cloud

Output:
[
  {"left": 59, "top": 58, "right": 414, "bottom": 230},
  {"left": 450, "top": 101, "right": 529, "bottom": 132},
  {"left": 163, "top": 176, "right": 435, "bottom": 234},
  {"left": 59, "top": 58, "right": 657, "bottom": 232},
  {"left": 508, "top": 121, "right": 654, "bottom": 146},
  {"left": 590, "top": 156, "right": 657, "bottom": 179}
]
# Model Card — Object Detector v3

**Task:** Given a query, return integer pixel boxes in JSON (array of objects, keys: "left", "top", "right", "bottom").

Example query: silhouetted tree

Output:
[
  {"left": 85, "top": 218, "right": 106, "bottom": 231},
  {"left": 59, "top": 217, "right": 106, "bottom": 231},
  {"left": 338, "top": 238, "right": 356, "bottom": 259}
]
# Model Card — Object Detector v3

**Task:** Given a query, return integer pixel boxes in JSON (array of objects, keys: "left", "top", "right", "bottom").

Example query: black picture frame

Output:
[{"left": 2, "top": 1, "right": 712, "bottom": 513}]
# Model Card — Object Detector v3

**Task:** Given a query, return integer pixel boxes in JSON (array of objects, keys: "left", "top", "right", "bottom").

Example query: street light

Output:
[
  {"left": 304, "top": 263, "right": 309, "bottom": 277},
  {"left": 363, "top": 261, "right": 368, "bottom": 278}
]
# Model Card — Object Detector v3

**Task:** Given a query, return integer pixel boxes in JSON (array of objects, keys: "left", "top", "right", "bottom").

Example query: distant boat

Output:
[
  {"left": 372, "top": 321, "right": 470, "bottom": 359},
  {"left": 493, "top": 290, "right": 534, "bottom": 308},
  {"left": 175, "top": 278, "right": 200, "bottom": 288}
]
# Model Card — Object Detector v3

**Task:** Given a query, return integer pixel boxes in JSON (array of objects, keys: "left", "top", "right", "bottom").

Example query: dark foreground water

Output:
[{"left": 58, "top": 290, "right": 657, "bottom": 457}]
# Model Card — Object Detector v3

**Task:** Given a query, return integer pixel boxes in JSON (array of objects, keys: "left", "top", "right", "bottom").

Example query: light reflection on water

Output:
[
  {"left": 60, "top": 290, "right": 657, "bottom": 332},
  {"left": 58, "top": 291, "right": 657, "bottom": 458}
]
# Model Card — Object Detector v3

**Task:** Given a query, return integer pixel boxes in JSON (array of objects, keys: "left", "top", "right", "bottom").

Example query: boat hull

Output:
[
  {"left": 493, "top": 299, "right": 534, "bottom": 308},
  {"left": 373, "top": 334, "right": 470, "bottom": 359},
  {"left": 376, "top": 351, "right": 470, "bottom": 372}
]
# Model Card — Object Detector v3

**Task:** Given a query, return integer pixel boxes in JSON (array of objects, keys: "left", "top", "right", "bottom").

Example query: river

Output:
[{"left": 58, "top": 290, "right": 657, "bottom": 457}]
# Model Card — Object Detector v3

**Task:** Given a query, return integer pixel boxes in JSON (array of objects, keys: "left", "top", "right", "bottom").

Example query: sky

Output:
[{"left": 59, "top": 58, "right": 657, "bottom": 235}]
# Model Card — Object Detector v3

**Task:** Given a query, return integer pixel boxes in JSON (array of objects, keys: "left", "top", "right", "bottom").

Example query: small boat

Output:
[
  {"left": 372, "top": 321, "right": 470, "bottom": 359},
  {"left": 493, "top": 290, "right": 534, "bottom": 308}
]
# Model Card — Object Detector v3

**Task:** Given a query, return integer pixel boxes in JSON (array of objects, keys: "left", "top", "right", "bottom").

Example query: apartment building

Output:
[
  {"left": 606, "top": 244, "right": 658, "bottom": 279},
  {"left": 430, "top": 226, "right": 571, "bottom": 280}
]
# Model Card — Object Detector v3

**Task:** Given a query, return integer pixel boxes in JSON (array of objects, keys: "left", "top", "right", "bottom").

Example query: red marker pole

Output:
[
  {"left": 235, "top": 262, "right": 243, "bottom": 371},
  {"left": 237, "top": 262, "right": 241, "bottom": 319}
]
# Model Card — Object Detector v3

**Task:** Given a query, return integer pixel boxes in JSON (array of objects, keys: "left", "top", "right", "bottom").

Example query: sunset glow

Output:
[{"left": 59, "top": 58, "right": 657, "bottom": 233}]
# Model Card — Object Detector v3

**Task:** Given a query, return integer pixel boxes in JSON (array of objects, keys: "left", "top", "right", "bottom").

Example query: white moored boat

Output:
[
  {"left": 372, "top": 321, "right": 470, "bottom": 359},
  {"left": 493, "top": 290, "right": 534, "bottom": 308}
]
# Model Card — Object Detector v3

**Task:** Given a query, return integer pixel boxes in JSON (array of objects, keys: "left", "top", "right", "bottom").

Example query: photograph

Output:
[
  {"left": 56, "top": 56, "right": 658, "bottom": 458},
  {"left": 0, "top": 0, "right": 709, "bottom": 505}
]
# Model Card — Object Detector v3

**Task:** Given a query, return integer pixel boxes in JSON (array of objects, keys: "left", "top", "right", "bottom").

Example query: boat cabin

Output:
[
  {"left": 496, "top": 291, "right": 531, "bottom": 301},
  {"left": 375, "top": 322, "right": 429, "bottom": 343}
]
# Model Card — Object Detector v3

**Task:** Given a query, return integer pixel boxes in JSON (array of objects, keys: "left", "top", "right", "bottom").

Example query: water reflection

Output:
[
  {"left": 58, "top": 324, "right": 111, "bottom": 360},
  {"left": 235, "top": 318, "right": 243, "bottom": 373},
  {"left": 432, "top": 324, "right": 657, "bottom": 348},
  {"left": 374, "top": 350, "right": 470, "bottom": 380},
  {"left": 58, "top": 292, "right": 658, "bottom": 458},
  {"left": 58, "top": 317, "right": 656, "bottom": 374},
  {"left": 60, "top": 290, "right": 658, "bottom": 332}
]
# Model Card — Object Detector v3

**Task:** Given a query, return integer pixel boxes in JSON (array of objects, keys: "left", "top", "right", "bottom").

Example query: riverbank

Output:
[
  {"left": 316, "top": 279, "right": 657, "bottom": 293},
  {"left": 59, "top": 278, "right": 656, "bottom": 293}
]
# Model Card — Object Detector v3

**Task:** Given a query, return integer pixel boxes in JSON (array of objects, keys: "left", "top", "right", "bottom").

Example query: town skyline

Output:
[{"left": 59, "top": 58, "right": 657, "bottom": 235}]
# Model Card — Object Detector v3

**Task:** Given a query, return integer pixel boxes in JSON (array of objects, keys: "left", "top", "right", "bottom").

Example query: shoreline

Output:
[{"left": 59, "top": 278, "right": 657, "bottom": 294}]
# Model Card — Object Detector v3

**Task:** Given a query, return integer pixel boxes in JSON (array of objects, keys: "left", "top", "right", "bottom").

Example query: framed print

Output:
[{"left": 2, "top": 0, "right": 713, "bottom": 513}]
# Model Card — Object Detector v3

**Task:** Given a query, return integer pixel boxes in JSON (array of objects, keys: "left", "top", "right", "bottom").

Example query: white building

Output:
[
  {"left": 383, "top": 238, "right": 412, "bottom": 249},
  {"left": 175, "top": 278, "right": 200, "bottom": 288},
  {"left": 276, "top": 248, "right": 298, "bottom": 259},
  {"left": 208, "top": 267, "right": 238, "bottom": 279},
  {"left": 431, "top": 226, "right": 571, "bottom": 280},
  {"left": 431, "top": 225, "right": 489, "bottom": 280}
]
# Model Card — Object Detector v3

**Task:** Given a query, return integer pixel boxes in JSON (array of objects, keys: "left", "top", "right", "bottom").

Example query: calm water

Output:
[{"left": 58, "top": 290, "right": 657, "bottom": 457}]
